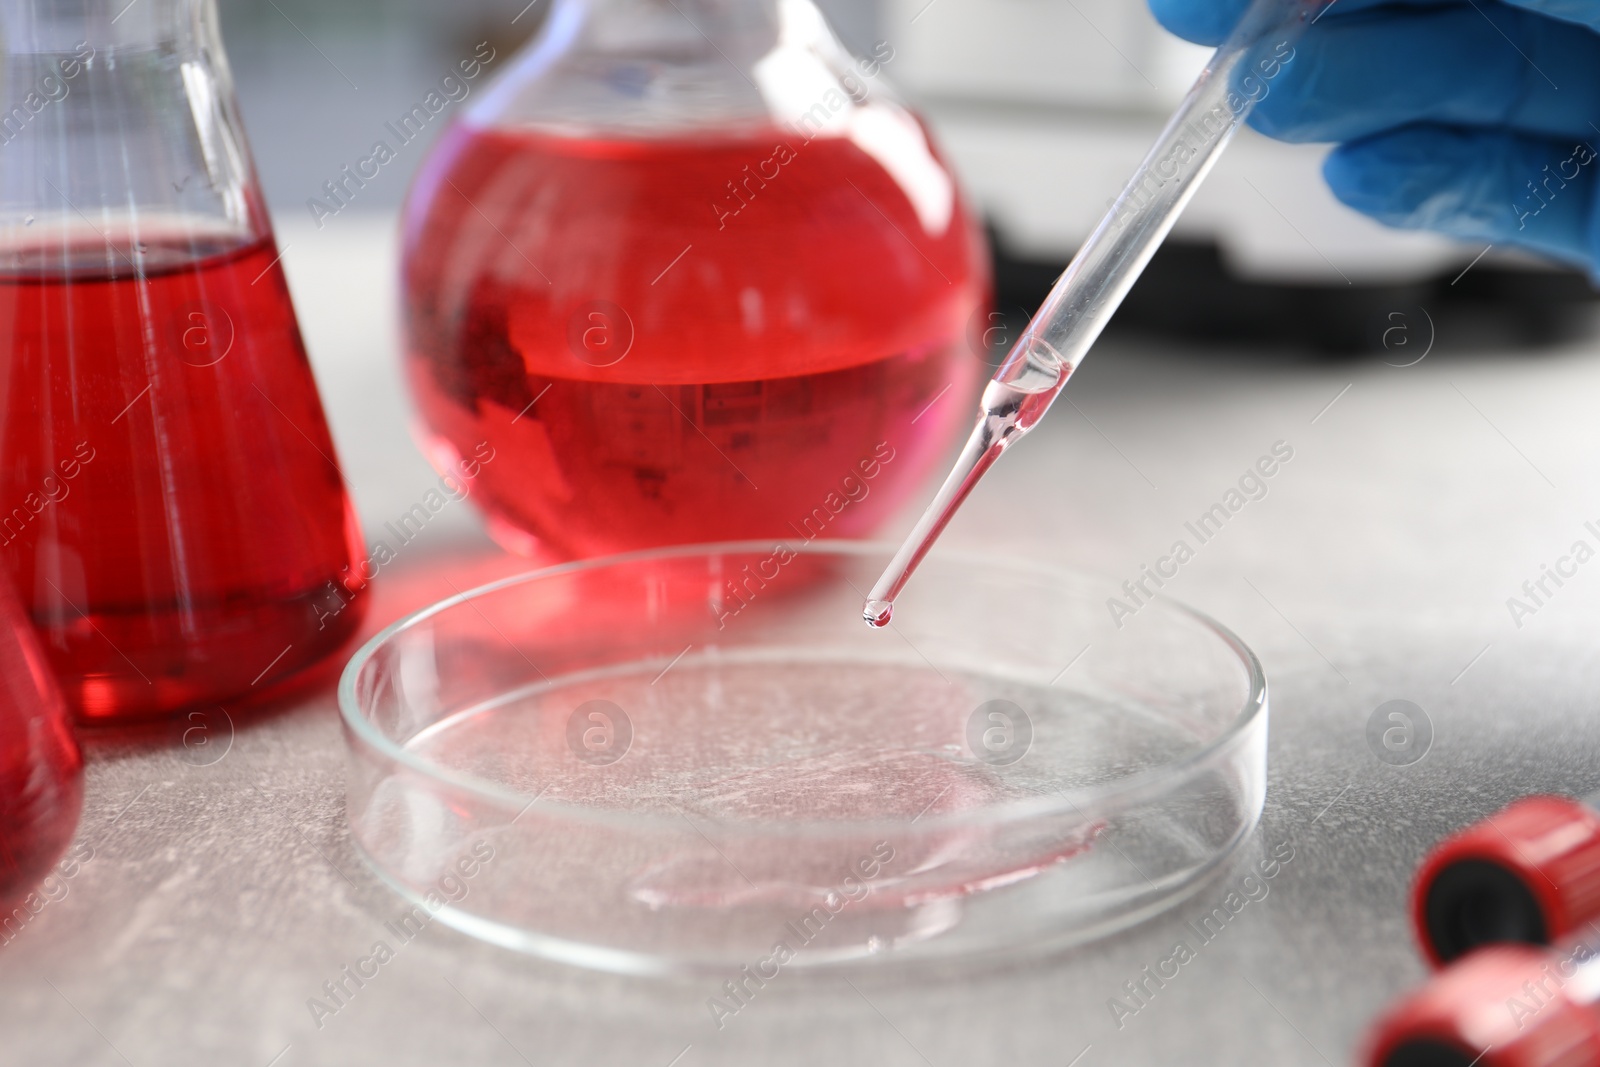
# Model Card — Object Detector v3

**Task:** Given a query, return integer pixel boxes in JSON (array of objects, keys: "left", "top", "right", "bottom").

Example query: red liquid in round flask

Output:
[
  {"left": 402, "top": 0, "right": 988, "bottom": 559},
  {"left": 0, "top": 3, "right": 366, "bottom": 721},
  {"left": 0, "top": 573, "right": 82, "bottom": 912}
]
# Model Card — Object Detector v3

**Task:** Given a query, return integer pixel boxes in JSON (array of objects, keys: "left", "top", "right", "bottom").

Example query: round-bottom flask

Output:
[{"left": 402, "top": 0, "right": 990, "bottom": 558}]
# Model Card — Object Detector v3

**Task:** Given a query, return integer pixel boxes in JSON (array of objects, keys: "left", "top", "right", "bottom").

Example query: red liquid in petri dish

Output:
[
  {"left": 0, "top": 238, "right": 367, "bottom": 721},
  {"left": 402, "top": 124, "right": 988, "bottom": 559},
  {"left": 0, "top": 575, "right": 82, "bottom": 911}
]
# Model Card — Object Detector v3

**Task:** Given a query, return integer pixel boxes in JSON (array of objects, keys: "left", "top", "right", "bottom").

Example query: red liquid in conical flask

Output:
[
  {"left": 402, "top": 125, "right": 987, "bottom": 558},
  {"left": 0, "top": 238, "right": 367, "bottom": 721},
  {"left": 0, "top": 576, "right": 82, "bottom": 912}
]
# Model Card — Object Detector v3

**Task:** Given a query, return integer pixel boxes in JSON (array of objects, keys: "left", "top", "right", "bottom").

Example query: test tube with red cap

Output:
[
  {"left": 1363, "top": 938, "right": 1600, "bottom": 1067},
  {"left": 1412, "top": 794, "right": 1600, "bottom": 966}
]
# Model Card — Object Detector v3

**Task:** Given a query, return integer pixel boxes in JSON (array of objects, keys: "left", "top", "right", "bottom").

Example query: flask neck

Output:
[
  {"left": 548, "top": 0, "right": 780, "bottom": 51},
  {"left": 469, "top": 0, "right": 888, "bottom": 138},
  {"left": 0, "top": 0, "right": 266, "bottom": 274}
]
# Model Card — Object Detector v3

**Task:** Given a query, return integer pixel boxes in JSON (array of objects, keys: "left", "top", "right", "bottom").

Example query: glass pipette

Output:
[{"left": 863, "top": 0, "right": 1333, "bottom": 627}]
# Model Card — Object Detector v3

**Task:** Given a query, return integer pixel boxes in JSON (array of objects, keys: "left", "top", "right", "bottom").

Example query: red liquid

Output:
[
  {"left": 0, "top": 238, "right": 367, "bottom": 721},
  {"left": 0, "top": 574, "right": 81, "bottom": 913},
  {"left": 402, "top": 124, "right": 988, "bottom": 558}
]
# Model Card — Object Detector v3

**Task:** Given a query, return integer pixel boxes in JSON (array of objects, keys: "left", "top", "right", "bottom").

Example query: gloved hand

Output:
[{"left": 1148, "top": 0, "right": 1600, "bottom": 277}]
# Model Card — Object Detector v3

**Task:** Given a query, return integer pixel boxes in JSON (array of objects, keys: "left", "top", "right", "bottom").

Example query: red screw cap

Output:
[
  {"left": 1364, "top": 944, "right": 1600, "bottom": 1067},
  {"left": 1414, "top": 797, "right": 1600, "bottom": 967}
]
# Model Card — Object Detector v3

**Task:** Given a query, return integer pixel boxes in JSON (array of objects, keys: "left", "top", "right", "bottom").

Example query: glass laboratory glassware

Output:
[
  {"left": 0, "top": 572, "right": 82, "bottom": 912},
  {"left": 0, "top": 0, "right": 367, "bottom": 722},
  {"left": 401, "top": 0, "right": 990, "bottom": 559},
  {"left": 340, "top": 543, "right": 1267, "bottom": 971}
]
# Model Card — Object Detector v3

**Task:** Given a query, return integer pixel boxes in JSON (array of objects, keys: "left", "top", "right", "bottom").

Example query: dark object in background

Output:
[{"left": 992, "top": 228, "right": 1600, "bottom": 356}]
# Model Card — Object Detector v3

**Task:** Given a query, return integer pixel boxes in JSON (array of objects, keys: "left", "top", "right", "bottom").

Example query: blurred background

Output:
[
  {"left": 15, "top": 7, "right": 1600, "bottom": 1066},
  {"left": 224, "top": 0, "right": 1599, "bottom": 355}
]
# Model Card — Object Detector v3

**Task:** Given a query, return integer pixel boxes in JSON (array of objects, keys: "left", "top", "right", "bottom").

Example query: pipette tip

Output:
[{"left": 862, "top": 599, "right": 893, "bottom": 628}]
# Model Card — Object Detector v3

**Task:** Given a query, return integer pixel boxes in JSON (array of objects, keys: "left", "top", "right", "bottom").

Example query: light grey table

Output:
[{"left": 6, "top": 216, "right": 1600, "bottom": 1066}]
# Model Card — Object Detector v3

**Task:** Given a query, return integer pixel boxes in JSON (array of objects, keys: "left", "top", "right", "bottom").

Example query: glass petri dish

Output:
[{"left": 339, "top": 542, "right": 1266, "bottom": 975}]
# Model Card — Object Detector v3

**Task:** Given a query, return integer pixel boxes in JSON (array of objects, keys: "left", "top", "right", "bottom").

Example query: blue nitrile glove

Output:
[{"left": 1148, "top": 0, "right": 1600, "bottom": 278}]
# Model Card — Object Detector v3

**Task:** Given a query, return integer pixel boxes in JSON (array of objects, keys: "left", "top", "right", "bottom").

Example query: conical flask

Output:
[
  {"left": 0, "top": 570, "right": 82, "bottom": 913},
  {"left": 401, "top": 0, "right": 990, "bottom": 560},
  {"left": 0, "top": 0, "right": 367, "bottom": 721}
]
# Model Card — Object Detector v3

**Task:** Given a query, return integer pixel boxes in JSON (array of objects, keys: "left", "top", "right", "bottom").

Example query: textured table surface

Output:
[{"left": 6, "top": 216, "right": 1600, "bottom": 1067}]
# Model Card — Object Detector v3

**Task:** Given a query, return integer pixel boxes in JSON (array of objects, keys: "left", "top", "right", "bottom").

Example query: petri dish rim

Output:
[{"left": 337, "top": 539, "right": 1267, "bottom": 837}]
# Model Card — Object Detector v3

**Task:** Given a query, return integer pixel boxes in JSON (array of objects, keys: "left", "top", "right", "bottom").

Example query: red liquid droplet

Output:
[
  {"left": 0, "top": 575, "right": 81, "bottom": 910},
  {"left": 0, "top": 239, "right": 367, "bottom": 721},
  {"left": 402, "top": 125, "right": 988, "bottom": 558}
]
